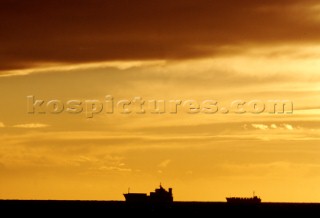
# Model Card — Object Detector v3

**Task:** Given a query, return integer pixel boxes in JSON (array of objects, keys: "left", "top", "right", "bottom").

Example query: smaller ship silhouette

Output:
[
  {"left": 226, "top": 192, "right": 261, "bottom": 204},
  {"left": 123, "top": 184, "right": 173, "bottom": 203}
]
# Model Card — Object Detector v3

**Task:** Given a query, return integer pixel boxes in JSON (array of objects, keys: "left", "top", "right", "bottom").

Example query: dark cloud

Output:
[{"left": 1, "top": 0, "right": 319, "bottom": 71}]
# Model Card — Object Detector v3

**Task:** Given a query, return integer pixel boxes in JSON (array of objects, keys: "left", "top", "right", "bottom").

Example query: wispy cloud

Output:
[
  {"left": 0, "top": 60, "right": 163, "bottom": 78},
  {"left": 283, "top": 124, "right": 294, "bottom": 130},
  {"left": 97, "top": 166, "right": 132, "bottom": 172},
  {"left": 270, "top": 124, "right": 278, "bottom": 129},
  {"left": 251, "top": 124, "right": 269, "bottom": 130},
  {"left": 251, "top": 123, "right": 295, "bottom": 131},
  {"left": 0, "top": 122, "right": 4, "bottom": 128},
  {"left": 13, "top": 123, "right": 49, "bottom": 128},
  {"left": 158, "top": 159, "right": 171, "bottom": 168}
]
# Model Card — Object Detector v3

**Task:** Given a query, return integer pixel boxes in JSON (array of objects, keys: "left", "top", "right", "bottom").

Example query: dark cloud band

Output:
[{"left": 1, "top": 0, "right": 319, "bottom": 71}]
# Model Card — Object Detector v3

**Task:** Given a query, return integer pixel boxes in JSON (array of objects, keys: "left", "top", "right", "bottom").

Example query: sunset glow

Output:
[{"left": 1, "top": 0, "right": 320, "bottom": 202}]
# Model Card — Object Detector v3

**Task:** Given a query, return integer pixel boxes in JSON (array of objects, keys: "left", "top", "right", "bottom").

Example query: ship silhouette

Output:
[
  {"left": 226, "top": 192, "right": 261, "bottom": 204},
  {"left": 123, "top": 184, "right": 173, "bottom": 204}
]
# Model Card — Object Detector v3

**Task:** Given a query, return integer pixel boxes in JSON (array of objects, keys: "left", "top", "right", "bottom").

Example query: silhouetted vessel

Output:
[
  {"left": 226, "top": 193, "right": 261, "bottom": 204},
  {"left": 124, "top": 184, "right": 173, "bottom": 203}
]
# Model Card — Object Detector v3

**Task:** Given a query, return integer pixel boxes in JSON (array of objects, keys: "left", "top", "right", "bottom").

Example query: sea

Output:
[{"left": 1, "top": 200, "right": 320, "bottom": 217}]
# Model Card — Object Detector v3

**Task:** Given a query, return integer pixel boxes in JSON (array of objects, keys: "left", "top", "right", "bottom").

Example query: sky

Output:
[{"left": 1, "top": 0, "right": 320, "bottom": 202}]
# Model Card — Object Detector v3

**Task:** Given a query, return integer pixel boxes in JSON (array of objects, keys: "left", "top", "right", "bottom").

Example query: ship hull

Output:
[
  {"left": 123, "top": 193, "right": 148, "bottom": 203},
  {"left": 226, "top": 197, "right": 261, "bottom": 204}
]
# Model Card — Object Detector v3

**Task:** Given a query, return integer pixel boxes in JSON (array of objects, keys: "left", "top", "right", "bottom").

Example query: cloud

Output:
[
  {"left": 1, "top": 0, "right": 320, "bottom": 72},
  {"left": 251, "top": 124, "right": 269, "bottom": 130},
  {"left": 97, "top": 166, "right": 132, "bottom": 172},
  {"left": 13, "top": 123, "right": 49, "bottom": 128},
  {"left": 270, "top": 124, "right": 278, "bottom": 129},
  {"left": 0, "top": 122, "right": 4, "bottom": 128},
  {"left": 283, "top": 124, "right": 294, "bottom": 130},
  {"left": 251, "top": 123, "right": 295, "bottom": 131},
  {"left": 0, "top": 60, "right": 162, "bottom": 78},
  {"left": 158, "top": 159, "right": 171, "bottom": 168}
]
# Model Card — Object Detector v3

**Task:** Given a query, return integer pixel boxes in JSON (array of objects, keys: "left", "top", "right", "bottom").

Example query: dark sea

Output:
[{"left": 1, "top": 200, "right": 320, "bottom": 217}]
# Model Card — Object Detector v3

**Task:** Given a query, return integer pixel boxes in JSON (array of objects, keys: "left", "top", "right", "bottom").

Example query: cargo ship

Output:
[
  {"left": 226, "top": 192, "right": 261, "bottom": 204},
  {"left": 123, "top": 184, "right": 173, "bottom": 203}
]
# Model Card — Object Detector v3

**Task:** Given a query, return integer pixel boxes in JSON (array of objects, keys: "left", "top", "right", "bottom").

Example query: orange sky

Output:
[{"left": 1, "top": 0, "right": 320, "bottom": 202}]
